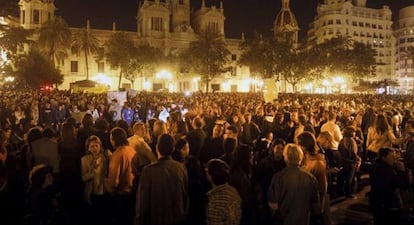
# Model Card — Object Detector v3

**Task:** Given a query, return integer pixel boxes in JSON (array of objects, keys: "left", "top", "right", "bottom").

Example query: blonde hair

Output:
[
  {"left": 85, "top": 135, "right": 102, "bottom": 152},
  {"left": 283, "top": 143, "right": 304, "bottom": 166}
]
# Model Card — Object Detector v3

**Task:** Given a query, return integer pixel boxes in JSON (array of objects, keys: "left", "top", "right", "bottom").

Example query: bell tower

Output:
[
  {"left": 18, "top": 0, "right": 56, "bottom": 29},
  {"left": 170, "top": 0, "right": 191, "bottom": 32}
]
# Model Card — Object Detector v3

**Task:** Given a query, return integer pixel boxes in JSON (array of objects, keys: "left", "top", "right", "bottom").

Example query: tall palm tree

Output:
[
  {"left": 71, "top": 26, "right": 100, "bottom": 80},
  {"left": 37, "top": 17, "right": 72, "bottom": 66}
]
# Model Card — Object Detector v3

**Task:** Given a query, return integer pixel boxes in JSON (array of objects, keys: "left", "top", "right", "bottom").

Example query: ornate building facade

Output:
[
  {"left": 18, "top": 0, "right": 252, "bottom": 92},
  {"left": 307, "top": 0, "right": 396, "bottom": 82},
  {"left": 395, "top": 5, "right": 414, "bottom": 94}
]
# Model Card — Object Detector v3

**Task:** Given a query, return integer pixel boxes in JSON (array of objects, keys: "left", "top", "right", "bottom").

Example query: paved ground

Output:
[{"left": 330, "top": 184, "right": 374, "bottom": 225}]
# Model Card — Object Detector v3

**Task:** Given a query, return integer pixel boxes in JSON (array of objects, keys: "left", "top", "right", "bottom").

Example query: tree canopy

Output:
[
  {"left": 14, "top": 49, "right": 64, "bottom": 88},
  {"left": 71, "top": 27, "right": 100, "bottom": 80},
  {"left": 105, "top": 31, "right": 136, "bottom": 89},
  {"left": 37, "top": 17, "right": 72, "bottom": 66},
  {"left": 180, "top": 28, "right": 230, "bottom": 92}
]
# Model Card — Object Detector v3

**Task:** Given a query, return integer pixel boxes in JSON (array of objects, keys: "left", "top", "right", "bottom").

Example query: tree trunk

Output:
[
  {"left": 118, "top": 69, "right": 123, "bottom": 90},
  {"left": 85, "top": 51, "right": 89, "bottom": 80}
]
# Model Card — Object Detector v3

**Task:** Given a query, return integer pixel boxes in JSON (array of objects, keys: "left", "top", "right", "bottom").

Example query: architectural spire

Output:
[
  {"left": 112, "top": 21, "right": 116, "bottom": 32},
  {"left": 241, "top": 32, "right": 245, "bottom": 41},
  {"left": 282, "top": 0, "right": 290, "bottom": 10},
  {"left": 201, "top": 0, "right": 205, "bottom": 8}
]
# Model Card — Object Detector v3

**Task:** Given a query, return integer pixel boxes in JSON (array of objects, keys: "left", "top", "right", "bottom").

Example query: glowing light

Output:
[
  {"left": 304, "top": 83, "right": 313, "bottom": 90},
  {"left": 5, "top": 76, "right": 14, "bottom": 82},
  {"left": 185, "top": 91, "right": 191, "bottom": 97},
  {"left": 91, "top": 73, "right": 112, "bottom": 86},
  {"left": 143, "top": 80, "right": 151, "bottom": 90},
  {"left": 322, "top": 79, "right": 330, "bottom": 86},
  {"left": 156, "top": 70, "right": 172, "bottom": 80},
  {"left": 332, "top": 76, "right": 345, "bottom": 84},
  {"left": 168, "top": 83, "right": 174, "bottom": 93},
  {"left": 192, "top": 77, "right": 200, "bottom": 82}
]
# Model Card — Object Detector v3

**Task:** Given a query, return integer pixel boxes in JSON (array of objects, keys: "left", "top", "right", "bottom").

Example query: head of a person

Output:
[
  {"left": 303, "top": 124, "right": 316, "bottom": 136},
  {"left": 132, "top": 122, "right": 146, "bottom": 137},
  {"left": 244, "top": 113, "right": 252, "bottom": 123},
  {"left": 192, "top": 117, "right": 204, "bottom": 129},
  {"left": 328, "top": 111, "right": 337, "bottom": 122},
  {"left": 157, "top": 133, "right": 175, "bottom": 157},
  {"left": 26, "top": 127, "right": 43, "bottom": 143},
  {"left": 42, "top": 127, "right": 56, "bottom": 139},
  {"left": 298, "top": 115, "right": 307, "bottom": 126},
  {"left": 405, "top": 120, "right": 414, "bottom": 134},
  {"left": 297, "top": 131, "right": 319, "bottom": 155},
  {"left": 176, "top": 120, "right": 188, "bottom": 135},
  {"left": 343, "top": 126, "right": 356, "bottom": 138},
  {"left": 374, "top": 114, "right": 390, "bottom": 134},
  {"left": 271, "top": 138, "right": 286, "bottom": 160},
  {"left": 174, "top": 138, "right": 189, "bottom": 160},
  {"left": 317, "top": 131, "right": 334, "bottom": 149},
  {"left": 231, "top": 144, "right": 253, "bottom": 173},
  {"left": 378, "top": 147, "right": 397, "bottom": 166},
  {"left": 283, "top": 143, "right": 304, "bottom": 166},
  {"left": 60, "top": 122, "right": 76, "bottom": 141},
  {"left": 212, "top": 123, "right": 224, "bottom": 138},
  {"left": 223, "top": 137, "right": 238, "bottom": 155},
  {"left": 95, "top": 119, "right": 109, "bottom": 132},
  {"left": 153, "top": 120, "right": 168, "bottom": 137},
  {"left": 82, "top": 113, "right": 94, "bottom": 127},
  {"left": 207, "top": 159, "right": 230, "bottom": 186},
  {"left": 225, "top": 125, "right": 239, "bottom": 140},
  {"left": 110, "top": 127, "right": 129, "bottom": 148},
  {"left": 86, "top": 135, "right": 102, "bottom": 156}
]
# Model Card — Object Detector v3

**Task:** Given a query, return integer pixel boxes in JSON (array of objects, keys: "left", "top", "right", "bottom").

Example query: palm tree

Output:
[
  {"left": 0, "top": 26, "right": 32, "bottom": 55},
  {"left": 180, "top": 28, "right": 230, "bottom": 92},
  {"left": 37, "top": 17, "right": 72, "bottom": 66},
  {"left": 71, "top": 25, "right": 100, "bottom": 80}
]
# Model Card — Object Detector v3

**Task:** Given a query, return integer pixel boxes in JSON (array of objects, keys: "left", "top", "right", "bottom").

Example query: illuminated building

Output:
[
  {"left": 307, "top": 0, "right": 396, "bottom": 82},
  {"left": 395, "top": 5, "right": 414, "bottom": 94},
  {"left": 17, "top": 0, "right": 252, "bottom": 92}
]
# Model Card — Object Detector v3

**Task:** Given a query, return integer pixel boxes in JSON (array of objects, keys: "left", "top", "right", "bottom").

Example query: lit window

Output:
[
  {"left": 33, "top": 10, "right": 40, "bottom": 24},
  {"left": 151, "top": 17, "right": 163, "bottom": 31}
]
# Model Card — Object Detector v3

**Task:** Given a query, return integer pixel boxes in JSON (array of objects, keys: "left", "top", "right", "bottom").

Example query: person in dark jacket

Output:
[
  {"left": 186, "top": 117, "right": 206, "bottom": 158},
  {"left": 369, "top": 147, "right": 410, "bottom": 225},
  {"left": 135, "top": 134, "right": 188, "bottom": 225}
]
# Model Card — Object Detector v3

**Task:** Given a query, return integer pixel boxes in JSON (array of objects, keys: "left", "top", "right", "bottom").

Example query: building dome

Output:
[
  {"left": 274, "top": 7, "right": 298, "bottom": 29},
  {"left": 273, "top": 0, "right": 299, "bottom": 44}
]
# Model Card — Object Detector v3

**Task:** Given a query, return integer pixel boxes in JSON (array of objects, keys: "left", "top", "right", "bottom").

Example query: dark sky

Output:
[{"left": 55, "top": 0, "right": 410, "bottom": 41}]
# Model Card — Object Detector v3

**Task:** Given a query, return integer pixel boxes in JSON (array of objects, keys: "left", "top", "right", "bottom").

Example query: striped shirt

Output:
[{"left": 207, "top": 183, "right": 241, "bottom": 225}]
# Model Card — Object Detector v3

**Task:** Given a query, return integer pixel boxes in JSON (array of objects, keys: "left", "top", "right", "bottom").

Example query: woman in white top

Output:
[
  {"left": 366, "top": 114, "right": 402, "bottom": 161},
  {"left": 81, "top": 135, "right": 111, "bottom": 205}
]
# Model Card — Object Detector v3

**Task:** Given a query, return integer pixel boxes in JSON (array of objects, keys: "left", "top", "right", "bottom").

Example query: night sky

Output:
[{"left": 54, "top": 0, "right": 412, "bottom": 41}]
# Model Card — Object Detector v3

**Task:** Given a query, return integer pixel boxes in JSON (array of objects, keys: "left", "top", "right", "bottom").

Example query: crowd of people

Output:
[{"left": 0, "top": 90, "right": 414, "bottom": 225}]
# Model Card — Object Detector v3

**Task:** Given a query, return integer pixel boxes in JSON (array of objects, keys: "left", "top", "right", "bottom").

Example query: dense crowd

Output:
[{"left": 0, "top": 90, "right": 414, "bottom": 225}]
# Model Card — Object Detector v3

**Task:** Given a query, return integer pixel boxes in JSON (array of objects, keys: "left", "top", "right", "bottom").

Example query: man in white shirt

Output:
[
  {"left": 128, "top": 122, "right": 157, "bottom": 188},
  {"left": 320, "top": 111, "right": 343, "bottom": 150}
]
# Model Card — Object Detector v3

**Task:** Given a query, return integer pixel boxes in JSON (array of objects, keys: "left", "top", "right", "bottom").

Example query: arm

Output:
[
  {"left": 81, "top": 156, "right": 95, "bottom": 182},
  {"left": 267, "top": 175, "right": 280, "bottom": 214},
  {"left": 107, "top": 152, "right": 120, "bottom": 193}
]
